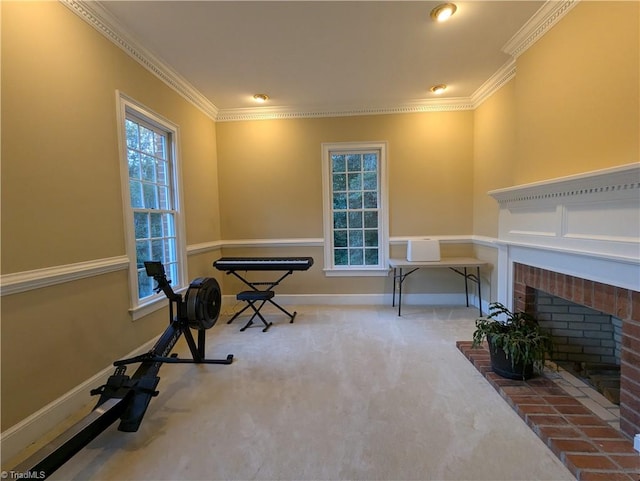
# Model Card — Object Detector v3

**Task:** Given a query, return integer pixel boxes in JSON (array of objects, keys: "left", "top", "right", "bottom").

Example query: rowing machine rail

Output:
[{"left": 11, "top": 261, "right": 233, "bottom": 479}]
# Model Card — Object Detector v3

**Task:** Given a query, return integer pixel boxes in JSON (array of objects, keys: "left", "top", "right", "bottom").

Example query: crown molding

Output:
[
  {"left": 502, "top": 0, "right": 580, "bottom": 58},
  {"left": 60, "top": 0, "right": 218, "bottom": 120},
  {"left": 470, "top": 59, "right": 517, "bottom": 108},
  {"left": 61, "top": 0, "right": 578, "bottom": 123},
  {"left": 216, "top": 98, "right": 475, "bottom": 122}
]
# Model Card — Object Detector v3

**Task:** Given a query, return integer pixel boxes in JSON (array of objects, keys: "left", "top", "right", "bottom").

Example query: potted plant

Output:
[{"left": 472, "top": 302, "right": 553, "bottom": 380}]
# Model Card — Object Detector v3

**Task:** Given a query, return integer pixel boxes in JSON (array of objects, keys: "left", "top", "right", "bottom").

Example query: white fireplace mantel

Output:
[{"left": 489, "top": 163, "right": 640, "bottom": 305}]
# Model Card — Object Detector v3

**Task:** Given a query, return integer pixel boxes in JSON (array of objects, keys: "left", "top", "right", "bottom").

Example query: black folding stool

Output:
[{"left": 235, "top": 290, "right": 276, "bottom": 332}]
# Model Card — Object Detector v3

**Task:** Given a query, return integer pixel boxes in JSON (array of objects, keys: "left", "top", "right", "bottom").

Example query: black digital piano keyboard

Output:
[{"left": 213, "top": 257, "right": 314, "bottom": 272}]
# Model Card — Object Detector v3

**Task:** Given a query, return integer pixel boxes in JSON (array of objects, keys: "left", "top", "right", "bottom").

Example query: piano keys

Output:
[{"left": 213, "top": 257, "right": 314, "bottom": 272}]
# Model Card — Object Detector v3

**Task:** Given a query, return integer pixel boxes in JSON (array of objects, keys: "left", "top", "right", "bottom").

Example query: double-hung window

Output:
[
  {"left": 321, "top": 142, "right": 389, "bottom": 275},
  {"left": 117, "top": 93, "right": 186, "bottom": 316}
]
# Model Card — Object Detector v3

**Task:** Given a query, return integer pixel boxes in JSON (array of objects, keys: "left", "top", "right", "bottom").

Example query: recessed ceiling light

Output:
[
  {"left": 430, "top": 3, "right": 457, "bottom": 22},
  {"left": 430, "top": 84, "right": 447, "bottom": 95},
  {"left": 253, "top": 93, "right": 269, "bottom": 103}
]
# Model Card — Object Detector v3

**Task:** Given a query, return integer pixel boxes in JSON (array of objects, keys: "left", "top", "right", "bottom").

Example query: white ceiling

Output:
[{"left": 95, "top": 1, "right": 548, "bottom": 118}]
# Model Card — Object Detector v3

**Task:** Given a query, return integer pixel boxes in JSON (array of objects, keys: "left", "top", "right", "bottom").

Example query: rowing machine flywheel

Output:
[{"left": 184, "top": 277, "right": 221, "bottom": 330}]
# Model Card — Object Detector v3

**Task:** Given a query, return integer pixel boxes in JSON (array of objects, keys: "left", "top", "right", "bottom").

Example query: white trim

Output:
[
  {"left": 322, "top": 268, "right": 390, "bottom": 277},
  {"left": 488, "top": 163, "right": 640, "bottom": 205},
  {"left": 471, "top": 59, "right": 516, "bottom": 108},
  {"left": 186, "top": 240, "right": 223, "bottom": 255},
  {"left": 0, "top": 256, "right": 128, "bottom": 296},
  {"left": 216, "top": 98, "right": 474, "bottom": 122},
  {"left": 502, "top": 0, "right": 580, "bottom": 59},
  {"left": 0, "top": 334, "right": 160, "bottom": 463}
]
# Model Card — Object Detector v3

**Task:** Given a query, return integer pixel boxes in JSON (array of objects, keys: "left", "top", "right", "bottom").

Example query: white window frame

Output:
[
  {"left": 321, "top": 141, "right": 389, "bottom": 276},
  {"left": 116, "top": 91, "right": 188, "bottom": 319}
]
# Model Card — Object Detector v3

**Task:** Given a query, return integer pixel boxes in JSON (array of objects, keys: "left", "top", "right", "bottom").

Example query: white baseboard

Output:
[{"left": 1, "top": 335, "right": 160, "bottom": 465}]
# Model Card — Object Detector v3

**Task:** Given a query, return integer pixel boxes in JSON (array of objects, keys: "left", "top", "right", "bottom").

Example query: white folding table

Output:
[{"left": 389, "top": 257, "right": 486, "bottom": 316}]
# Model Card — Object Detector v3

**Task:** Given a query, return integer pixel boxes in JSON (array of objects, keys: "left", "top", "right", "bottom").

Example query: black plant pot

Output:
[{"left": 487, "top": 338, "right": 535, "bottom": 380}]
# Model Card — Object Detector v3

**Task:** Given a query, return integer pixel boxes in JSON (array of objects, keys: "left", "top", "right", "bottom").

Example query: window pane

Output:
[
  {"left": 348, "top": 192, "right": 362, "bottom": 209},
  {"left": 138, "top": 269, "right": 154, "bottom": 298},
  {"left": 364, "top": 211, "right": 378, "bottom": 228},
  {"left": 158, "top": 186, "right": 170, "bottom": 210},
  {"left": 150, "top": 213, "right": 162, "bottom": 238},
  {"left": 333, "top": 173, "right": 346, "bottom": 191},
  {"left": 141, "top": 155, "right": 156, "bottom": 182},
  {"left": 334, "top": 249, "right": 348, "bottom": 266},
  {"left": 130, "top": 181, "right": 143, "bottom": 208},
  {"left": 349, "top": 230, "right": 363, "bottom": 247},
  {"left": 164, "top": 238, "right": 177, "bottom": 262},
  {"left": 348, "top": 173, "right": 362, "bottom": 191},
  {"left": 154, "top": 132, "right": 166, "bottom": 158},
  {"left": 348, "top": 211, "right": 363, "bottom": 228},
  {"left": 332, "top": 155, "right": 345, "bottom": 173},
  {"left": 167, "top": 262, "right": 179, "bottom": 284},
  {"left": 333, "top": 212, "right": 347, "bottom": 229},
  {"left": 364, "top": 153, "right": 377, "bottom": 171},
  {"left": 134, "top": 212, "right": 148, "bottom": 239},
  {"left": 333, "top": 192, "right": 347, "bottom": 210},
  {"left": 363, "top": 172, "right": 377, "bottom": 190},
  {"left": 157, "top": 160, "right": 169, "bottom": 185},
  {"left": 151, "top": 239, "right": 164, "bottom": 261},
  {"left": 136, "top": 240, "right": 150, "bottom": 267},
  {"left": 365, "top": 248, "right": 379, "bottom": 265},
  {"left": 334, "top": 230, "right": 347, "bottom": 248},
  {"left": 163, "top": 214, "right": 175, "bottom": 237},
  {"left": 349, "top": 249, "right": 363, "bottom": 265},
  {"left": 363, "top": 191, "right": 377, "bottom": 209},
  {"left": 128, "top": 151, "right": 141, "bottom": 179},
  {"left": 143, "top": 183, "right": 157, "bottom": 208},
  {"left": 347, "top": 154, "right": 361, "bottom": 172},
  {"left": 140, "top": 126, "right": 154, "bottom": 154},
  {"left": 125, "top": 120, "right": 139, "bottom": 149},
  {"left": 365, "top": 230, "right": 378, "bottom": 247}
]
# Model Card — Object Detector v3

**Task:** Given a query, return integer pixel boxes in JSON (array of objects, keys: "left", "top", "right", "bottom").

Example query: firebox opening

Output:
[{"left": 530, "top": 289, "right": 622, "bottom": 405}]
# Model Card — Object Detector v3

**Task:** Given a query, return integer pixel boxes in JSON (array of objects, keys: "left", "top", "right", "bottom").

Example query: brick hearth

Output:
[
  {"left": 457, "top": 341, "right": 640, "bottom": 481},
  {"left": 513, "top": 263, "right": 640, "bottom": 439}
]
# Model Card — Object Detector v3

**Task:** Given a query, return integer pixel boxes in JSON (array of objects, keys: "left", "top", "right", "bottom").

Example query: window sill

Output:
[{"left": 323, "top": 267, "right": 390, "bottom": 277}]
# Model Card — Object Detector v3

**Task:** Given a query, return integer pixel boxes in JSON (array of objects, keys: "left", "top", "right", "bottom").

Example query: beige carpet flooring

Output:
[{"left": 38, "top": 305, "right": 575, "bottom": 480}]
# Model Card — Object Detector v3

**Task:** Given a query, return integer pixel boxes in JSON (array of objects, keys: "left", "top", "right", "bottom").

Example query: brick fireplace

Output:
[
  {"left": 512, "top": 262, "right": 640, "bottom": 438},
  {"left": 488, "top": 163, "right": 640, "bottom": 439}
]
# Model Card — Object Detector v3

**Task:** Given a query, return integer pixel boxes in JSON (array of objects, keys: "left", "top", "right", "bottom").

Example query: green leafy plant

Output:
[{"left": 472, "top": 302, "right": 553, "bottom": 376}]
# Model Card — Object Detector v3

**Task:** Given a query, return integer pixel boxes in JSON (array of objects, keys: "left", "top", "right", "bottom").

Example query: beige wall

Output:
[
  {"left": 1, "top": 2, "right": 220, "bottom": 430},
  {"left": 1, "top": 0, "right": 638, "bottom": 437},
  {"left": 472, "top": 1, "right": 639, "bottom": 237},
  {"left": 472, "top": 81, "right": 517, "bottom": 238},
  {"left": 514, "top": 1, "right": 639, "bottom": 182},
  {"left": 216, "top": 112, "right": 474, "bottom": 240}
]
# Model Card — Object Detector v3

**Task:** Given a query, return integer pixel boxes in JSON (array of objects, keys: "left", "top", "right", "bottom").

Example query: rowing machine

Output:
[{"left": 11, "top": 261, "right": 233, "bottom": 479}]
